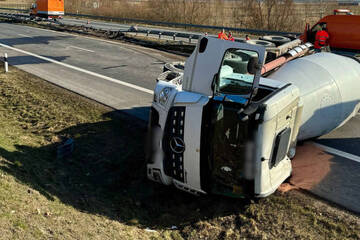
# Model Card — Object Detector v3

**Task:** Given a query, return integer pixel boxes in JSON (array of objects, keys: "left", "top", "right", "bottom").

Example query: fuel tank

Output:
[{"left": 268, "top": 53, "right": 360, "bottom": 140}]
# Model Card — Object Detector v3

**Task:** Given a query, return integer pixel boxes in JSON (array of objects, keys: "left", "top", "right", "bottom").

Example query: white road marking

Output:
[
  {"left": 68, "top": 45, "right": 95, "bottom": 53},
  {"left": 18, "top": 33, "right": 31, "bottom": 38},
  {"left": 311, "top": 142, "right": 360, "bottom": 164},
  {"left": 0, "top": 42, "right": 154, "bottom": 95}
]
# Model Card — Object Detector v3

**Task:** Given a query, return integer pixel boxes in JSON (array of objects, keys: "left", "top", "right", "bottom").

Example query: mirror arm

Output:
[
  {"left": 248, "top": 65, "right": 261, "bottom": 104},
  {"left": 211, "top": 73, "right": 219, "bottom": 93},
  {"left": 238, "top": 102, "right": 259, "bottom": 121}
]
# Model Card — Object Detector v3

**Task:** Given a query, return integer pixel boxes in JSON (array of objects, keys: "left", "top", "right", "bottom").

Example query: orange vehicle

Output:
[
  {"left": 301, "top": 9, "right": 360, "bottom": 52},
  {"left": 30, "top": 0, "right": 64, "bottom": 19}
]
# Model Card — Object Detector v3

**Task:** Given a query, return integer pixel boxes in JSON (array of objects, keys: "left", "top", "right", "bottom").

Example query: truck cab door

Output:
[
  {"left": 300, "top": 23, "right": 310, "bottom": 43},
  {"left": 182, "top": 37, "right": 266, "bottom": 98},
  {"left": 30, "top": 3, "right": 37, "bottom": 16},
  {"left": 308, "top": 22, "right": 326, "bottom": 43}
]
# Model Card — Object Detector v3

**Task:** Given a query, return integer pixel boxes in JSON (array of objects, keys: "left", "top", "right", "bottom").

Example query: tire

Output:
[
  {"left": 260, "top": 35, "right": 291, "bottom": 47},
  {"left": 157, "top": 71, "right": 182, "bottom": 82},
  {"left": 163, "top": 62, "right": 185, "bottom": 73},
  {"left": 246, "top": 39, "right": 276, "bottom": 48},
  {"left": 129, "top": 25, "right": 138, "bottom": 32}
]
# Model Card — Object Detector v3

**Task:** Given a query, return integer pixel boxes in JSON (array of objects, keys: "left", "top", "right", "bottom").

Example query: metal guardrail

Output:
[
  {"left": 0, "top": 7, "right": 301, "bottom": 36},
  {"left": 67, "top": 13, "right": 301, "bottom": 36}
]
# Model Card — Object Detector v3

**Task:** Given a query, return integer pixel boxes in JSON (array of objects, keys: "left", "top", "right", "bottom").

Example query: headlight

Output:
[{"left": 158, "top": 87, "right": 172, "bottom": 105}]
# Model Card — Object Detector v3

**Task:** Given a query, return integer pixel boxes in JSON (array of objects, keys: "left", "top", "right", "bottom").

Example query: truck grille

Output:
[{"left": 163, "top": 107, "right": 186, "bottom": 182}]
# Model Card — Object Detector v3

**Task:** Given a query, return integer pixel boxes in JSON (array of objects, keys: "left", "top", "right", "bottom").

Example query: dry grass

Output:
[
  {"left": 0, "top": 65, "right": 155, "bottom": 239},
  {"left": 64, "top": 0, "right": 359, "bottom": 32},
  {"left": 0, "top": 65, "right": 358, "bottom": 239},
  {"left": 0, "top": 0, "right": 32, "bottom": 9},
  {"left": 1, "top": 0, "right": 360, "bottom": 32}
]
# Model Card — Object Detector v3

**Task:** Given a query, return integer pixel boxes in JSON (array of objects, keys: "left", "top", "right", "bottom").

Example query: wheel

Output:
[
  {"left": 157, "top": 71, "right": 182, "bottom": 82},
  {"left": 163, "top": 62, "right": 185, "bottom": 73},
  {"left": 288, "top": 147, "right": 296, "bottom": 159},
  {"left": 246, "top": 39, "right": 276, "bottom": 48},
  {"left": 260, "top": 35, "right": 291, "bottom": 46}
]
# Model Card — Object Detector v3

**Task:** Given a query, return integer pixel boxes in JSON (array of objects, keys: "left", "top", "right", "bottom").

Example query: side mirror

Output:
[
  {"left": 247, "top": 56, "right": 261, "bottom": 75},
  {"left": 199, "top": 37, "right": 208, "bottom": 53}
]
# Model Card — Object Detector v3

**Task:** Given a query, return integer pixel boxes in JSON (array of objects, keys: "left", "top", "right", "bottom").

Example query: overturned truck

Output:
[{"left": 147, "top": 37, "right": 360, "bottom": 198}]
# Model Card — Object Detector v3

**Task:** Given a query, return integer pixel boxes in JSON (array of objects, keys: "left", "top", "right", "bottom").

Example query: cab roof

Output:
[{"left": 320, "top": 14, "right": 360, "bottom": 24}]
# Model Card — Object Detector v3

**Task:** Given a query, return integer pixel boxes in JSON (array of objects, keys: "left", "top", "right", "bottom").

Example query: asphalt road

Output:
[
  {"left": 0, "top": 21, "right": 183, "bottom": 120},
  {"left": 0, "top": 21, "right": 359, "bottom": 214},
  {"left": 292, "top": 116, "right": 360, "bottom": 214}
]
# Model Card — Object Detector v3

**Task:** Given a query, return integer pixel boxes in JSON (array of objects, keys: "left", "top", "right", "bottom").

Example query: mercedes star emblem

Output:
[{"left": 170, "top": 137, "right": 185, "bottom": 154}]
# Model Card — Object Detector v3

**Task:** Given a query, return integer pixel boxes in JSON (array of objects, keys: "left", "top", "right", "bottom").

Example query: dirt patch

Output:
[{"left": 290, "top": 143, "right": 332, "bottom": 190}]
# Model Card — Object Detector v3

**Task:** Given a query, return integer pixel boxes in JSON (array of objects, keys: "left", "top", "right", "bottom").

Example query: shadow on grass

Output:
[{"left": 0, "top": 110, "right": 251, "bottom": 230}]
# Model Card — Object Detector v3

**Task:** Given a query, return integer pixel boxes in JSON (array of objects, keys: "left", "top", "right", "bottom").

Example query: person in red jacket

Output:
[
  {"left": 218, "top": 29, "right": 228, "bottom": 40},
  {"left": 228, "top": 31, "right": 235, "bottom": 41},
  {"left": 314, "top": 26, "right": 330, "bottom": 51}
]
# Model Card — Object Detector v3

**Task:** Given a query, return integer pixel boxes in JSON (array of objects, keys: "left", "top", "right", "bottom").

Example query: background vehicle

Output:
[
  {"left": 301, "top": 9, "right": 360, "bottom": 52},
  {"left": 30, "top": 0, "right": 64, "bottom": 19}
]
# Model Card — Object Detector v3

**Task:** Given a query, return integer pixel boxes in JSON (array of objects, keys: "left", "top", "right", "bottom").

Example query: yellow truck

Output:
[{"left": 30, "top": 0, "right": 64, "bottom": 19}]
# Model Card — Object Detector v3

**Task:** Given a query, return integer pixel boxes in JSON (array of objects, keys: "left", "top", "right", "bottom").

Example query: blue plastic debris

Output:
[{"left": 57, "top": 138, "right": 74, "bottom": 159}]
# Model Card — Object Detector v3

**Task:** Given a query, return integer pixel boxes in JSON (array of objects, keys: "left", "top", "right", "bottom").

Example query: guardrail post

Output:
[{"left": 4, "top": 53, "right": 8, "bottom": 73}]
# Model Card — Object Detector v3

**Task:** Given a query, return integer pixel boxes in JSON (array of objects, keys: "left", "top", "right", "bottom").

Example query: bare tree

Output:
[
  {"left": 60, "top": 0, "right": 347, "bottom": 33},
  {"left": 242, "top": 0, "right": 302, "bottom": 32}
]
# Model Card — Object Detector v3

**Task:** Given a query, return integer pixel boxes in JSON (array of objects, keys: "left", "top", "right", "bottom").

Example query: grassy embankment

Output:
[{"left": 0, "top": 65, "right": 358, "bottom": 239}]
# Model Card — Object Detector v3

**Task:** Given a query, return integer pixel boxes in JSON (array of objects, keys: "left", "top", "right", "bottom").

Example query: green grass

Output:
[{"left": 0, "top": 65, "right": 358, "bottom": 239}]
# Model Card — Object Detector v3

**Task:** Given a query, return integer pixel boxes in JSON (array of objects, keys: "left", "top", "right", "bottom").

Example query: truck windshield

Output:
[{"left": 217, "top": 49, "right": 258, "bottom": 95}]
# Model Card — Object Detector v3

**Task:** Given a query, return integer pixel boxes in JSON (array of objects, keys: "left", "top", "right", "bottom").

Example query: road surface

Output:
[
  {"left": 0, "top": 21, "right": 359, "bottom": 214},
  {"left": 0, "top": 21, "right": 184, "bottom": 120}
]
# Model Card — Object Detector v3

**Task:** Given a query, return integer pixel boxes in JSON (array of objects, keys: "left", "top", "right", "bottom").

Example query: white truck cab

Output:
[{"left": 147, "top": 37, "right": 303, "bottom": 197}]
